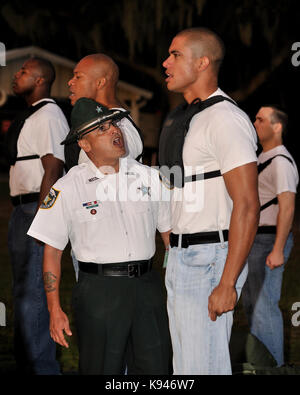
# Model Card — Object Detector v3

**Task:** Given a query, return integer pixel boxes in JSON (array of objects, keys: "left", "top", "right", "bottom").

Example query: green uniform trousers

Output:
[{"left": 72, "top": 269, "right": 172, "bottom": 375}]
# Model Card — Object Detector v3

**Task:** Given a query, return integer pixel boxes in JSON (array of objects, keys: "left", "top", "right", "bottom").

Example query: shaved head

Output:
[
  {"left": 81, "top": 54, "right": 119, "bottom": 86},
  {"left": 68, "top": 53, "right": 121, "bottom": 106},
  {"left": 176, "top": 28, "right": 225, "bottom": 74}
]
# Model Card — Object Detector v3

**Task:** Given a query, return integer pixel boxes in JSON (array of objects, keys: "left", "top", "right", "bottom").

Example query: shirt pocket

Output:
[
  {"left": 132, "top": 202, "right": 154, "bottom": 237},
  {"left": 74, "top": 205, "right": 111, "bottom": 224}
]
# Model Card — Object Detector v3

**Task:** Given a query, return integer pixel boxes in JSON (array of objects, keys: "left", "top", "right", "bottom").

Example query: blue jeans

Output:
[
  {"left": 242, "top": 232, "right": 293, "bottom": 367},
  {"left": 8, "top": 202, "right": 60, "bottom": 375},
  {"left": 165, "top": 241, "right": 248, "bottom": 375}
]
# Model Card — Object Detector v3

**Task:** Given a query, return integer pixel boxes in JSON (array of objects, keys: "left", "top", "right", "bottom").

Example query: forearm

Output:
[
  {"left": 220, "top": 199, "right": 259, "bottom": 287},
  {"left": 43, "top": 244, "right": 63, "bottom": 313},
  {"left": 273, "top": 206, "right": 295, "bottom": 252},
  {"left": 43, "top": 244, "right": 72, "bottom": 347},
  {"left": 160, "top": 229, "right": 171, "bottom": 249}
]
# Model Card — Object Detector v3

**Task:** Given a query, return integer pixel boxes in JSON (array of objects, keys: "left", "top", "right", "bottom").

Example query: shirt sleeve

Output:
[
  {"left": 208, "top": 108, "right": 258, "bottom": 174},
  {"left": 156, "top": 172, "right": 172, "bottom": 233},
  {"left": 34, "top": 105, "right": 69, "bottom": 162},
  {"left": 27, "top": 183, "right": 69, "bottom": 250},
  {"left": 273, "top": 157, "right": 299, "bottom": 195}
]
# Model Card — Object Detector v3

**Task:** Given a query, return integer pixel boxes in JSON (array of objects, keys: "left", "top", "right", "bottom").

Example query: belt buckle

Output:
[{"left": 128, "top": 263, "right": 141, "bottom": 278}]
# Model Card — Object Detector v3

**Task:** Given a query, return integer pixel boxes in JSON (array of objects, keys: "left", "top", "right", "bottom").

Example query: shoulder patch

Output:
[{"left": 40, "top": 187, "right": 61, "bottom": 210}]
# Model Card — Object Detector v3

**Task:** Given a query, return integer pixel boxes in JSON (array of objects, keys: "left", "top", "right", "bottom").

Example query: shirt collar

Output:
[
  {"left": 259, "top": 145, "right": 285, "bottom": 162},
  {"left": 87, "top": 156, "right": 127, "bottom": 180},
  {"left": 32, "top": 98, "right": 55, "bottom": 106}
]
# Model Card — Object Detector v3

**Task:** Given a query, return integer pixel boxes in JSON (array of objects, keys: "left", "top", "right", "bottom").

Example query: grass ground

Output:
[{"left": 0, "top": 174, "right": 300, "bottom": 374}]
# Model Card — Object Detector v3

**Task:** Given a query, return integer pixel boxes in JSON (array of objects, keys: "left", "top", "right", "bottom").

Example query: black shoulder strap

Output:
[
  {"left": 184, "top": 95, "right": 237, "bottom": 137},
  {"left": 258, "top": 154, "right": 294, "bottom": 212},
  {"left": 4, "top": 100, "right": 53, "bottom": 165},
  {"left": 159, "top": 95, "right": 237, "bottom": 188},
  {"left": 260, "top": 197, "right": 278, "bottom": 212},
  {"left": 258, "top": 154, "right": 294, "bottom": 175}
]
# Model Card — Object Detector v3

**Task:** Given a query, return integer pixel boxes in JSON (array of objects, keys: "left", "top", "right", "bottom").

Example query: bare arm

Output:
[
  {"left": 160, "top": 230, "right": 171, "bottom": 249},
  {"left": 266, "top": 191, "right": 295, "bottom": 270},
  {"left": 208, "top": 162, "right": 260, "bottom": 321},
  {"left": 39, "top": 154, "right": 64, "bottom": 206},
  {"left": 43, "top": 244, "right": 72, "bottom": 348}
]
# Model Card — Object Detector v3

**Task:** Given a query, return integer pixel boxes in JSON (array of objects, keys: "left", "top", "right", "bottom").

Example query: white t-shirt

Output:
[
  {"left": 171, "top": 88, "right": 258, "bottom": 234},
  {"left": 9, "top": 99, "right": 69, "bottom": 196},
  {"left": 78, "top": 109, "right": 143, "bottom": 164},
  {"left": 28, "top": 157, "right": 171, "bottom": 264},
  {"left": 258, "top": 145, "right": 299, "bottom": 226}
]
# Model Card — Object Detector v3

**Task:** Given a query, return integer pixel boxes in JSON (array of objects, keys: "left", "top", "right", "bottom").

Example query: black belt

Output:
[
  {"left": 257, "top": 226, "right": 276, "bottom": 234},
  {"left": 11, "top": 192, "right": 40, "bottom": 207},
  {"left": 170, "top": 230, "right": 229, "bottom": 248},
  {"left": 78, "top": 259, "right": 153, "bottom": 278}
]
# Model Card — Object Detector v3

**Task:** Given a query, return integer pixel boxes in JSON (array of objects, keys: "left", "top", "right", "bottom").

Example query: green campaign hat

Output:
[{"left": 61, "top": 97, "right": 129, "bottom": 145}]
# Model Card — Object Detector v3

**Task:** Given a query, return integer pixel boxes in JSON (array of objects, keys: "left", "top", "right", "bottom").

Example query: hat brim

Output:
[{"left": 61, "top": 110, "right": 129, "bottom": 145}]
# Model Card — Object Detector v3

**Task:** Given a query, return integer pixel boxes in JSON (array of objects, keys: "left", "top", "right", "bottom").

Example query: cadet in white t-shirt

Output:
[
  {"left": 160, "top": 27, "right": 260, "bottom": 375},
  {"left": 242, "top": 105, "right": 299, "bottom": 367},
  {"left": 7, "top": 57, "right": 68, "bottom": 375},
  {"left": 28, "top": 98, "right": 172, "bottom": 375}
]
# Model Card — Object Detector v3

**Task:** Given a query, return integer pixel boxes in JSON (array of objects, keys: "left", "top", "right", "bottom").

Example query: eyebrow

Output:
[
  {"left": 73, "top": 70, "right": 85, "bottom": 75},
  {"left": 170, "top": 50, "right": 181, "bottom": 55}
]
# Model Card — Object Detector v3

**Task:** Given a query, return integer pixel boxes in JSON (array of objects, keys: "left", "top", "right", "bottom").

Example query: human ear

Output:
[
  {"left": 273, "top": 122, "right": 283, "bottom": 136},
  {"left": 196, "top": 56, "right": 210, "bottom": 71},
  {"left": 78, "top": 138, "right": 91, "bottom": 153},
  {"left": 97, "top": 77, "right": 107, "bottom": 89}
]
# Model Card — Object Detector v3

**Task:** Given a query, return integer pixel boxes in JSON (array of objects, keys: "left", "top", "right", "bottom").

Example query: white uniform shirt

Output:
[
  {"left": 171, "top": 88, "right": 258, "bottom": 234},
  {"left": 258, "top": 145, "right": 299, "bottom": 226},
  {"left": 28, "top": 158, "right": 171, "bottom": 264},
  {"left": 9, "top": 99, "right": 69, "bottom": 197},
  {"left": 78, "top": 110, "right": 143, "bottom": 164}
]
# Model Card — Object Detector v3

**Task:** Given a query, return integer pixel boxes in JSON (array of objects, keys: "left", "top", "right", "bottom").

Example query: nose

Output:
[
  {"left": 162, "top": 55, "right": 171, "bottom": 69},
  {"left": 109, "top": 123, "right": 121, "bottom": 134},
  {"left": 14, "top": 70, "right": 20, "bottom": 80},
  {"left": 68, "top": 77, "right": 74, "bottom": 87}
]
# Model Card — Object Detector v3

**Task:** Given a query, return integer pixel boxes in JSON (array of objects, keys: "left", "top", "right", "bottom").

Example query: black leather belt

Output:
[
  {"left": 257, "top": 226, "right": 276, "bottom": 234},
  {"left": 170, "top": 230, "right": 229, "bottom": 248},
  {"left": 11, "top": 192, "right": 40, "bottom": 207},
  {"left": 78, "top": 259, "right": 153, "bottom": 278}
]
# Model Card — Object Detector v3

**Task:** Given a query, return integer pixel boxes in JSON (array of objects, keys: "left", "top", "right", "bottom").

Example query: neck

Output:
[
  {"left": 261, "top": 140, "right": 282, "bottom": 153},
  {"left": 25, "top": 90, "right": 50, "bottom": 107},
  {"left": 89, "top": 154, "right": 120, "bottom": 173},
  {"left": 183, "top": 80, "right": 218, "bottom": 104},
  {"left": 96, "top": 89, "right": 122, "bottom": 108}
]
